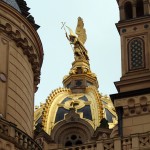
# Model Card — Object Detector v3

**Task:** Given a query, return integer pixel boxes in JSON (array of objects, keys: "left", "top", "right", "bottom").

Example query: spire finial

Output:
[{"left": 63, "top": 17, "right": 98, "bottom": 91}]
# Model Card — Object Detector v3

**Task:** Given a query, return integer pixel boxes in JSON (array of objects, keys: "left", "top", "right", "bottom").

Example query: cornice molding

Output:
[
  {"left": 0, "top": 0, "right": 44, "bottom": 90},
  {"left": 110, "top": 88, "right": 150, "bottom": 101},
  {"left": 0, "top": 22, "right": 41, "bottom": 90}
]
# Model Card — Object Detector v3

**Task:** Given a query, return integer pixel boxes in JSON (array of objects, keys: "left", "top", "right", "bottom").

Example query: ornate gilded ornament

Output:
[{"left": 65, "top": 17, "right": 89, "bottom": 61}]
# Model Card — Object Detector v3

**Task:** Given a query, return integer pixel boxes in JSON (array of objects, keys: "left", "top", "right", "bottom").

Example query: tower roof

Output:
[
  {"left": 2, "top": 0, "right": 40, "bottom": 30},
  {"left": 3, "top": 0, "right": 21, "bottom": 12}
]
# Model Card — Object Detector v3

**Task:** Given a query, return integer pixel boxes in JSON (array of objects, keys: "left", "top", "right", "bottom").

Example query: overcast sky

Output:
[{"left": 25, "top": 0, "right": 121, "bottom": 106}]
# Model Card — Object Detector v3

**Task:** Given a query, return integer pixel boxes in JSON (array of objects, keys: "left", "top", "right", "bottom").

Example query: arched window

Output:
[
  {"left": 124, "top": 2, "right": 133, "bottom": 19},
  {"left": 65, "top": 134, "right": 83, "bottom": 147},
  {"left": 136, "top": 0, "right": 144, "bottom": 17},
  {"left": 128, "top": 38, "right": 145, "bottom": 71}
]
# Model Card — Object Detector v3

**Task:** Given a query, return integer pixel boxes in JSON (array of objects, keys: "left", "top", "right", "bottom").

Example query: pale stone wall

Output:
[
  {"left": 0, "top": 32, "right": 34, "bottom": 136},
  {"left": 114, "top": 94, "right": 150, "bottom": 137},
  {"left": 7, "top": 41, "right": 34, "bottom": 136},
  {"left": 123, "top": 114, "right": 150, "bottom": 136},
  {"left": 0, "top": 36, "right": 8, "bottom": 118}
]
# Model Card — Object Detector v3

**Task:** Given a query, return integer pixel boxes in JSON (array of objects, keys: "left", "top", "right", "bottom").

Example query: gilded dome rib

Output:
[{"left": 42, "top": 88, "right": 71, "bottom": 131}]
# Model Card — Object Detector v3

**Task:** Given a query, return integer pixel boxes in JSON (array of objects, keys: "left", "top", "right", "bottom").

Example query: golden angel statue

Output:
[{"left": 66, "top": 17, "right": 89, "bottom": 61}]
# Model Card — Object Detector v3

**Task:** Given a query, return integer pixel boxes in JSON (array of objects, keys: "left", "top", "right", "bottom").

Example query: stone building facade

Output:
[{"left": 0, "top": 0, "right": 150, "bottom": 150}]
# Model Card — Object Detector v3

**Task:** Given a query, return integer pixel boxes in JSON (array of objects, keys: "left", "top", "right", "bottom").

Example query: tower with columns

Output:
[{"left": 111, "top": 0, "right": 150, "bottom": 142}]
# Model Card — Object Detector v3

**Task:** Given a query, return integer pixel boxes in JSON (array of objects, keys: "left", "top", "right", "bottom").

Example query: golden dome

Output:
[
  {"left": 34, "top": 18, "right": 117, "bottom": 142},
  {"left": 35, "top": 86, "right": 117, "bottom": 135}
]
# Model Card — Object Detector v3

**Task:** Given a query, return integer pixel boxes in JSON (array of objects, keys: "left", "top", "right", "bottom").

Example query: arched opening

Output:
[
  {"left": 65, "top": 141, "right": 72, "bottom": 147},
  {"left": 124, "top": 2, "right": 133, "bottom": 19},
  {"left": 136, "top": 0, "right": 144, "bottom": 17},
  {"left": 76, "top": 140, "right": 83, "bottom": 145}
]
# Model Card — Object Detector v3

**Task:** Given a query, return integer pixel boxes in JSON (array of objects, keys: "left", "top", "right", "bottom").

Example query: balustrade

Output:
[{"left": 0, "top": 118, "right": 42, "bottom": 150}]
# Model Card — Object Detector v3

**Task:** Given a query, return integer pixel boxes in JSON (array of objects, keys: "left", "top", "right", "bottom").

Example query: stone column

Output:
[
  {"left": 133, "top": 3, "right": 137, "bottom": 18},
  {"left": 119, "top": 6, "right": 125, "bottom": 20},
  {"left": 96, "top": 141, "right": 104, "bottom": 150},
  {"left": 143, "top": 0, "right": 149, "bottom": 15},
  {"left": 114, "top": 138, "right": 121, "bottom": 150}
]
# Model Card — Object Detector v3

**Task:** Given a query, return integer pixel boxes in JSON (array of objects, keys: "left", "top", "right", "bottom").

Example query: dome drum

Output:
[{"left": 63, "top": 74, "right": 99, "bottom": 93}]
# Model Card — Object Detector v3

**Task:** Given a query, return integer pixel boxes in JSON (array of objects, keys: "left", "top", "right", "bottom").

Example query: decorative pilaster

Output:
[{"left": 131, "top": 134, "right": 140, "bottom": 149}]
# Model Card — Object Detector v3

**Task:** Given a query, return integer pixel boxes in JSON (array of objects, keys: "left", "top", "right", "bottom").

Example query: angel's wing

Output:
[
  {"left": 75, "top": 17, "right": 87, "bottom": 44},
  {"left": 66, "top": 26, "right": 76, "bottom": 37}
]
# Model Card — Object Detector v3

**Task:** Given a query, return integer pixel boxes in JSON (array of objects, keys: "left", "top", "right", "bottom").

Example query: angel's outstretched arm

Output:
[{"left": 66, "top": 32, "right": 70, "bottom": 41}]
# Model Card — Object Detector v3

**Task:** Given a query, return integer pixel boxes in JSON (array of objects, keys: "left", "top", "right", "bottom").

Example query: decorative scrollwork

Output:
[
  {"left": 103, "top": 142, "right": 114, "bottom": 150},
  {"left": 139, "top": 134, "right": 150, "bottom": 147}
]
